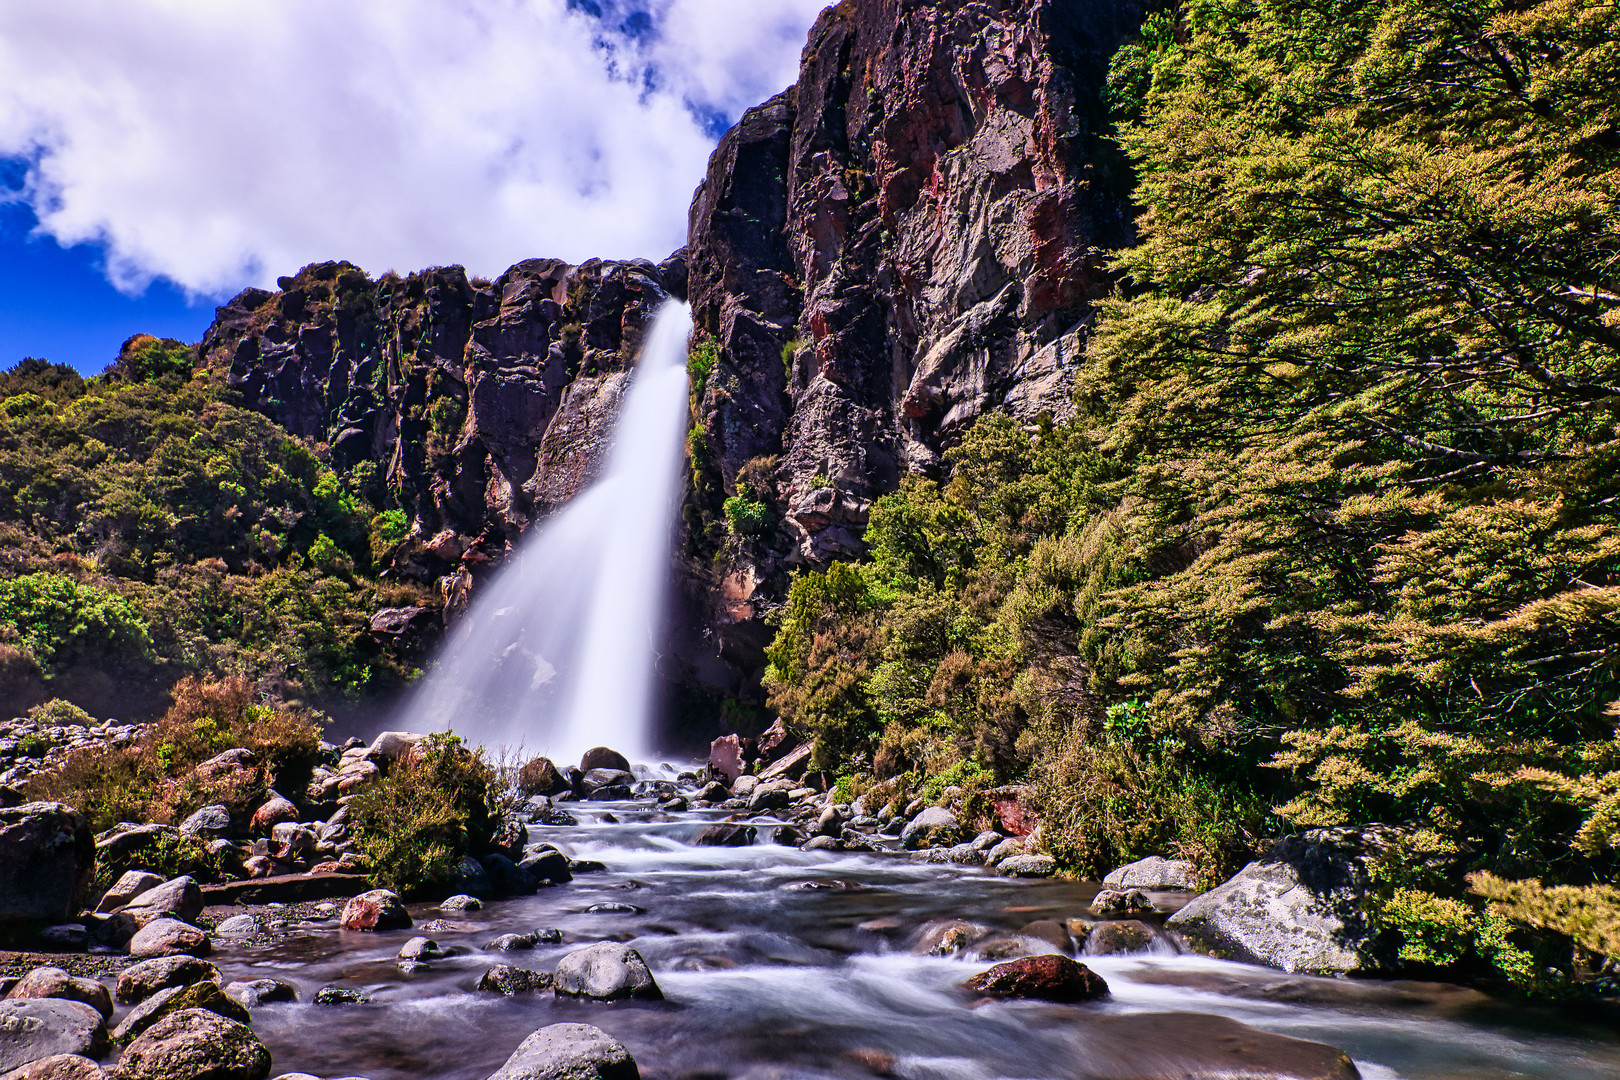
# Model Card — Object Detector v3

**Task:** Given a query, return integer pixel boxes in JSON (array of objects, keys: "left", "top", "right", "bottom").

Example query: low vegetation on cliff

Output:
[
  {"left": 766, "top": 0, "right": 1619, "bottom": 995},
  {"left": 0, "top": 340, "right": 431, "bottom": 711}
]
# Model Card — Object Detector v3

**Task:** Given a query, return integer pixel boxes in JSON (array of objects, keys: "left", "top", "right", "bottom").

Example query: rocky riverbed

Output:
[{"left": 3, "top": 756, "right": 1620, "bottom": 1080}]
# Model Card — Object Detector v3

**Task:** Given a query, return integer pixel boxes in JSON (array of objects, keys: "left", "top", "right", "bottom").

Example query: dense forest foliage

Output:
[
  {"left": 0, "top": 337, "right": 429, "bottom": 713},
  {"left": 764, "top": 0, "right": 1619, "bottom": 993}
]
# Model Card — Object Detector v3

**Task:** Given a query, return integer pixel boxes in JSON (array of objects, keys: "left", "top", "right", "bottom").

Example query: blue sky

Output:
[
  {"left": 0, "top": 200, "right": 215, "bottom": 374},
  {"left": 0, "top": 0, "right": 823, "bottom": 375}
]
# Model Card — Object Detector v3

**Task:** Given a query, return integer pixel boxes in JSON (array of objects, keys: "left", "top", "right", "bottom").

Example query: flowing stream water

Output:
[
  {"left": 397, "top": 301, "right": 694, "bottom": 765},
  {"left": 203, "top": 779, "right": 1620, "bottom": 1080}
]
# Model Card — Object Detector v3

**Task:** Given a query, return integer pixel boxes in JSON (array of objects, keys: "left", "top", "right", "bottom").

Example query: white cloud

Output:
[{"left": 0, "top": 0, "right": 824, "bottom": 297}]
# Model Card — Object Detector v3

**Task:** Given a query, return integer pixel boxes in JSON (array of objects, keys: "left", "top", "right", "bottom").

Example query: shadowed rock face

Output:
[
  {"left": 202, "top": 255, "right": 686, "bottom": 551},
  {"left": 688, "top": 0, "right": 1148, "bottom": 562},
  {"left": 204, "top": 0, "right": 1148, "bottom": 735}
]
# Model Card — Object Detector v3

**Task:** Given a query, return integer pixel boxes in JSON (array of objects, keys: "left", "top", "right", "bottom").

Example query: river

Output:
[{"left": 204, "top": 777, "right": 1620, "bottom": 1080}]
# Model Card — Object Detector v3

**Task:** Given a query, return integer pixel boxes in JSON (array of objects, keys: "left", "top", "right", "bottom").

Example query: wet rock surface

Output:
[
  {"left": 485, "top": 1023, "right": 637, "bottom": 1080},
  {"left": 962, "top": 954, "right": 1109, "bottom": 1003}
]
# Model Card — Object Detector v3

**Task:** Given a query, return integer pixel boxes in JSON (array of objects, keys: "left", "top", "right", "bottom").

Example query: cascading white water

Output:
[{"left": 397, "top": 300, "right": 693, "bottom": 764}]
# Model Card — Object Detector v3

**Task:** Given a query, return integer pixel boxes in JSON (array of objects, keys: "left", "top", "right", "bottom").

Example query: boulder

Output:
[
  {"left": 0, "top": 1053, "right": 105, "bottom": 1080},
  {"left": 121, "top": 877, "right": 203, "bottom": 923},
  {"left": 909, "top": 920, "right": 992, "bottom": 957},
  {"left": 1084, "top": 921, "right": 1158, "bottom": 957},
  {"left": 113, "top": 1009, "right": 270, "bottom": 1080},
  {"left": 900, "top": 807, "right": 960, "bottom": 850},
  {"left": 578, "top": 769, "right": 634, "bottom": 797},
  {"left": 115, "top": 957, "right": 218, "bottom": 1005},
  {"left": 552, "top": 942, "right": 662, "bottom": 1001},
  {"left": 1165, "top": 831, "right": 1377, "bottom": 976},
  {"left": 730, "top": 776, "right": 758, "bottom": 800},
  {"left": 694, "top": 824, "right": 756, "bottom": 847},
  {"left": 986, "top": 786, "right": 1036, "bottom": 837},
  {"left": 707, "top": 736, "right": 745, "bottom": 784},
  {"left": 579, "top": 747, "right": 631, "bottom": 774},
  {"left": 755, "top": 719, "right": 792, "bottom": 763},
  {"left": 999, "top": 854, "right": 1058, "bottom": 878},
  {"left": 94, "top": 872, "right": 163, "bottom": 915},
  {"left": 313, "top": 987, "right": 367, "bottom": 1005},
  {"left": 439, "top": 894, "right": 483, "bottom": 913},
  {"left": 0, "top": 803, "right": 94, "bottom": 927},
  {"left": 365, "top": 731, "right": 424, "bottom": 765},
  {"left": 449, "top": 856, "right": 494, "bottom": 898},
  {"left": 223, "top": 980, "right": 296, "bottom": 1008},
  {"left": 486, "top": 1023, "right": 638, "bottom": 1080},
  {"left": 0, "top": 1000, "right": 107, "bottom": 1073},
  {"left": 179, "top": 805, "right": 232, "bottom": 841},
  {"left": 250, "top": 795, "right": 299, "bottom": 834},
  {"left": 1074, "top": 1011, "right": 1360, "bottom": 1080},
  {"left": 6, "top": 969, "right": 111, "bottom": 1019},
  {"left": 476, "top": 966, "right": 553, "bottom": 996},
  {"left": 398, "top": 937, "right": 445, "bottom": 961},
  {"left": 111, "top": 981, "right": 249, "bottom": 1045},
  {"left": 340, "top": 890, "right": 411, "bottom": 932},
  {"left": 517, "top": 850, "right": 572, "bottom": 885},
  {"left": 127, "top": 919, "right": 211, "bottom": 959},
  {"left": 516, "top": 757, "right": 569, "bottom": 797},
  {"left": 92, "top": 825, "right": 174, "bottom": 866},
  {"left": 1103, "top": 856, "right": 1199, "bottom": 892},
  {"left": 195, "top": 749, "right": 254, "bottom": 779},
  {"left": 961, "top": 955, "right": 1109, "bottom": 1003},
  {"left": 1090, "top": 888, "right": 1153, "bottom": 916}
]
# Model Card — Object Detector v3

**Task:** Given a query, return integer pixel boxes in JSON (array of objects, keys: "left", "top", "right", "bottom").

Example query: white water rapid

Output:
[{"left": 398, "top": 300, "right": 694, "bottom": 764}]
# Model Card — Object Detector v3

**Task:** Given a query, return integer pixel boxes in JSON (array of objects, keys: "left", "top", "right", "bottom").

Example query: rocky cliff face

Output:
[
  {"left": 685, "top": 0, "right": 1146, "bottom": 672},
  {"left": 203, "top": 0, "right": 1148, "bottom": 732}
]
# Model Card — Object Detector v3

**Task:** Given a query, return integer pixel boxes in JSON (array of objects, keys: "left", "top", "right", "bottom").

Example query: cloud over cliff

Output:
[{"left": 0, "top": 0, "right": 822, "bottom": 296}]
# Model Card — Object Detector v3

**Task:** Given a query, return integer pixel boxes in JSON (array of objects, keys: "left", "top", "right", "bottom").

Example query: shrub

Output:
[
  {"left": 91, "top": 830, "right": 226, "bottom": 896},
  {"left": 0, "top": 574, "right": 151, "bottom": 672},
  {"left": 28, "top": 698, "right": 94, "bottom": 727},
  {"left": 26, "top": 676, "right": 320, "bottom": 832},
  {"left": 348, "top": 732, "right": 500, "bottom": 895},
  {"left": 722, "top": 482, "right": 772, "bottom": 537}
]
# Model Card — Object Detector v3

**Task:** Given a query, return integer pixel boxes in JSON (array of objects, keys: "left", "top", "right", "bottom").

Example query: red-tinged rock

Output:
[
  {"left": 708, "top": 735, "right": 745, "bottom": 783},
  {"left": 756, "top": 719, "right": 792, "bottom": 763},
  {"left": 249, "top": 793, "right": 298, "bottom": 834},
  {"left": 340, "top": 889, "right": 411, "bottom": 931},
  {"left": 988, "top": 786, "right": 1036, "bottom": 837},
  {"left": 962, "top": 954, "right": 1108, "bottom": 1003}
]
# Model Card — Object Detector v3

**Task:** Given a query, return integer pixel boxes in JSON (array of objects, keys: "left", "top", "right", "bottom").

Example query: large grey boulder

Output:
[
  {"left": 900, "top": 807, "right": 960, "bottom": 850},
  {"left": 0, "top": 1053, "right": 106, "bottom": 1080},
  {"left": 115, "top": 957, "right": 218, "bottom": 1005},
  {"left": 0, "top": 804, "right": 94, "bottom": 927},
  {"left": 94, "top": 872, "right": 163, "bottom": 915},
  {"left": 127, "top": 918, "right": 211, "bottom": 959},
  {"left": 0, "top": 1000, "right": 107, "bottom": 1073},
  {"left": 120, "top": 877, "right": 203, "bottom": 924},
  {"left": 178, "top": 805, "right": 232, "bottom": 841},
  {"left": 114, "top": 1008, "right": 270, "bottom": 1080},
  {"left": 1102, "top": 855, "right": 1199, "bottom": 891},
  {"left": 486, "top": 1023, "right": 638, "bottom": 1080},
  {"left": 6, "top": 968, "right": 112, "bottom": 1019},
  {"left": 552, "top": 943, "right": 662, "bottom": 1001},
  {"left": 1166, "top": 830, "right": 1379, "bottom": 975}
]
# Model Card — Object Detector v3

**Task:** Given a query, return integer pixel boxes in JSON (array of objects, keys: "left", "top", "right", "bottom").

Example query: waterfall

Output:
[{"left": 397, "top": 300, "right": 693, "bottom": 765}]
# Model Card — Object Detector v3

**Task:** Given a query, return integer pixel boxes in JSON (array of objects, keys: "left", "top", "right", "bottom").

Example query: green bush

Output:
[
  {"left": 347, "top": 732, "right": 500, "bottom": 895},
  {"left": 0, "top": 574, "right": 150, "bottom": 672},
  {"left": 722, "top": 482, "right": 772, "bottom": 537},
  {"left": 28, "top": 698, "right": 94, "bottom": 727}
]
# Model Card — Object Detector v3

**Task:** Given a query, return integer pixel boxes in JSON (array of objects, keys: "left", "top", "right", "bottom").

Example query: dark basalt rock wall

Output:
[{"left": 202, "top": 0, "right": 1147, "bottom": 734}]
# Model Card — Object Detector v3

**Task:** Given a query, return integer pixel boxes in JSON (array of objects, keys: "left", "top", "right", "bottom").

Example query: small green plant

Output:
[
  {"left": 688, "top": 340, "right": 719, "bottom": 402},
  {"left": 780, "top": 337, "right": 804, "bottom": 380},
  {"left": 723, "top": 481, "right": 772, "bottom": 537},
  {"left": 16, "top": 733, "right": 53, "bottom": 758}
]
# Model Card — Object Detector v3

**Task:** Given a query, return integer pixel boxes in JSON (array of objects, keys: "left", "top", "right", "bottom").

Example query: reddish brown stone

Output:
[
  {"left": 339, "top": 889, "right": 411, "bottom": 932},
  {"left": 962, "top": 954, "right": 1108, "bottom": 1003},
  {"left": 708, "top": 735, "right": 745, "bottom": 783},
  {"left": 988, "top": 786, "right": 1036, "bottom": 837},
  {"left": 579, "top": 747, "right": 631, "bottom": 773}
]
